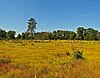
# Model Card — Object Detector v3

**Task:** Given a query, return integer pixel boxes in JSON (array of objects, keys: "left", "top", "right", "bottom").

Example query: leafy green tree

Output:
[
  {"left": 16, "top": 34, "right": 21, "bottom": 39},
  {"left": 77, "top": 27, "right": 85, "bottom": 40},
  {"left": 7, "top": 30, "right": 16, "bottom": 39},
  {"left": 51, "top": 30, "right": 64, "bottom": 40},
  {"left": 97, "top": 32, "right": 100, "bottom": 40},
  {"left": 63, "top": 31, "right": 70, "bottom": 39},
  {"left": 68, "top": 31, "right": 76, "bottom": 40},
  {"left": 21, "top": 33, "right": 26, "bottom": 40},
  {"left": 34, "top": 32, "right": 49, "bottom": 41},
  {"left": 56, "top": 30, "right": 63, "bottom": 39},
  {"left": 85, "top": 28, "right": 98, "bottom": 40},
  {"left": 52, "top": 31, "right": 58, "bottom": 40},
  {"left": 0, "top": 28, "right": 7, "bottom": 40},
  {"left": 48, "top": 30, "right": 76, "bottom": 40},
  {"left": 48, "top": 32, "right": 53, "bottom": 41},
  {"left": 27, "top": 18, "right": 37, "bottom": 40}
]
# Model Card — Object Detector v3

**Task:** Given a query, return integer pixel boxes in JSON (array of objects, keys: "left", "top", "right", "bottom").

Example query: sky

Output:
[{"left": 0, "top": 0, "right": 100, "bottom": 34}]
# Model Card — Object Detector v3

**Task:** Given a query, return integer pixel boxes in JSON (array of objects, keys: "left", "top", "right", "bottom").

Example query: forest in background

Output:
[
  {"left": 0, "top": 18, "right": 100, "bottom": 41},
  {"left": 1, "top": 26, "right": 100, "bottom": 40}
]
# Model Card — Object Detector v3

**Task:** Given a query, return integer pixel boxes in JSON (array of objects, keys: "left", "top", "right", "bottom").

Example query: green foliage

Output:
[
  {"left": 97, "top": 32, "right": 100, "bottom": 40},
  {"left": 0, "top": 28, "right": 7, "bottom": 40},
  {"left": 48, "top": 32, "right": 53, "bottom": 41},
  {"left": 34, "top": 32, "right": 49, "bottom": 40},
  {"left": 27, "top": 18, "right": 37, "bottom": 40},
  {"left": 73, "top": 50, "right": 85, "bottom": 60},
  {"left": 84, "top": 28, "right": 98, "bottom": 40},
  {"left": 21, "top": 32, "right": 28, "bottom": 40},
  {"left": 7, "top": 30, "right": 16, "bottom": 39},
  {"left": 77, "top": 27, "right": 85, "bottom": 40},
  {"left": 51, "top": 30, "right": 76, "bottom": 40},
  {"left": 76, "top": 27, "right": 98, "bottom": 40},
  {"left": 0, "top": 24, "right": 100, "bottom": 40},
  {"left": 16, "top": 34, "right": 21, "bottom": 39}
]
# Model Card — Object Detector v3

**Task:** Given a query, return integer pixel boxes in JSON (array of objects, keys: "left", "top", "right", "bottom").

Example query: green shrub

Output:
[{"left": 73, "top": 50, "right": 85, "bottom": 60}]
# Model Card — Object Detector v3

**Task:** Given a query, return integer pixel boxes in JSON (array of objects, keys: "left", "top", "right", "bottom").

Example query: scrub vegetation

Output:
[{"left": 0, "top": 40, "right": 100, "bottom": 78}]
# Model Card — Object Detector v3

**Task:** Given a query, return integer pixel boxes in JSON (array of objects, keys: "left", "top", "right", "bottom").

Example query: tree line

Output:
[{"left": 0, "top": 18, "right": 100, "bottom": 40}]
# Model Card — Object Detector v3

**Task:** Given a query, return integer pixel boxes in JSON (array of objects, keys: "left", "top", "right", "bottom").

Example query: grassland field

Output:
[{"left": 0, "top": 40, "right": 100, "bottom": 78}]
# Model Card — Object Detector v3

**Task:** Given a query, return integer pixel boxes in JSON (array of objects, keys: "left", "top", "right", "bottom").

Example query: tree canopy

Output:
[
  {"left": 0, "top": 18, "right": 100, "bottom": 41},
  {"left": 27, "top": 18, "right": 37, "bottom": 40}
]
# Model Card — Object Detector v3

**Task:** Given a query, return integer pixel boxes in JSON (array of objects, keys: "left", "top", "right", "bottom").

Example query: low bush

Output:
[{"left": 73, "top": 50, "right": 85, "bottom": 60}]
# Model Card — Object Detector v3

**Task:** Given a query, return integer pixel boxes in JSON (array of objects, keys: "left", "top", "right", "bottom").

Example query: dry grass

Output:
[{"left": 0, "top": 40, "right": 100, "bottom": 78}]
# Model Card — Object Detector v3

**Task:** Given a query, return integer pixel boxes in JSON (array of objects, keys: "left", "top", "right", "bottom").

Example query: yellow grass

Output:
[{"left": 0, "top": 40, "right": 100, "bottom": 78}]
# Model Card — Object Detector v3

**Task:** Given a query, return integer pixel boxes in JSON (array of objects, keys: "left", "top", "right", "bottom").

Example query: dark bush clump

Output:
[{"left": 73, "top": 50, "right": 85, "bottom": 60}]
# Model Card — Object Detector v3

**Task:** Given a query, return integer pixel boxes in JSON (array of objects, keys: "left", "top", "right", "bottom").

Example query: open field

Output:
[{"left": 0, "top": 40, "right": 100, "bottom": 78}]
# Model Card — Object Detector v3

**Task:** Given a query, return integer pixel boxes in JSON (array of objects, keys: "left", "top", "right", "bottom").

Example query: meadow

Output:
[{"left": 0, "top": 40, "right": 100, "bottom": 78}]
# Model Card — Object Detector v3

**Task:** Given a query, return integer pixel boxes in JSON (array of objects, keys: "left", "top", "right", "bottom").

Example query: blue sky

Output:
[{"left": 0, "top": 0, "right": 100, "bottom": 34}]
